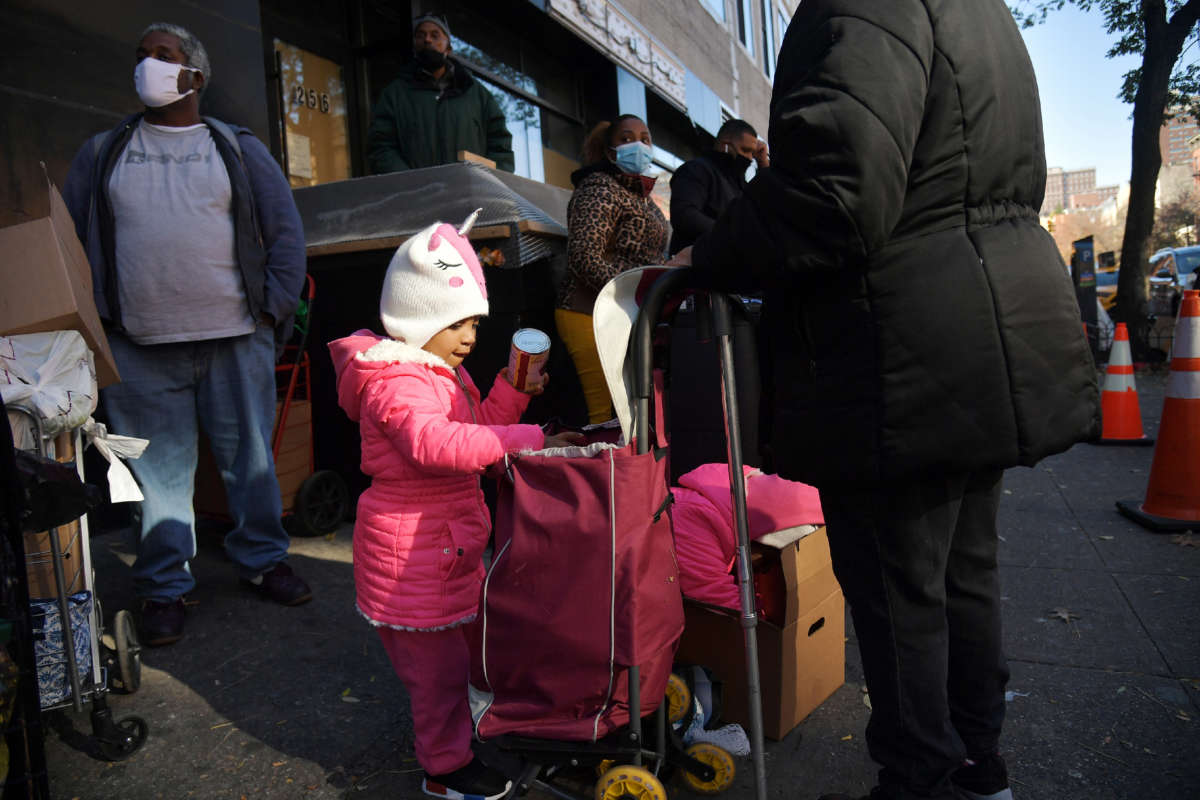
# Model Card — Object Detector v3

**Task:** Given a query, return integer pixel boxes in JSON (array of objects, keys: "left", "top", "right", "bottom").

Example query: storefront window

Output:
[
  {"left": 274, "top": 40, "right": 351, "bottom": 187},
  {"left": 453, "top": 38, "right": 545, "bottom": 182},
  {"left": 649, "top": 145, "right": 683, "bottom": 221}
]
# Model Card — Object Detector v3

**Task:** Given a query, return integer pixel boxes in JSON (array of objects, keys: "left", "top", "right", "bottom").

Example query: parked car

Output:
[
  {"left": 1149, "top": 245, "right": 1200, "bottom": 317},
  {"left": 1095, "top": 251, "right": 1119, "bottom": 310}
]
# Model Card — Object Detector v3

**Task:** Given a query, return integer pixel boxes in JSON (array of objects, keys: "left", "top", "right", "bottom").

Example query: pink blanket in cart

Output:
[{"left": 671, "top": 464, "right": 823, "bottom": 609}]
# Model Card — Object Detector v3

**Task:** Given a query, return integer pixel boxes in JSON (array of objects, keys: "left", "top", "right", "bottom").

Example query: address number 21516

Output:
[{"left": 292, "top": 85, "right": 331, "bottom": 114}]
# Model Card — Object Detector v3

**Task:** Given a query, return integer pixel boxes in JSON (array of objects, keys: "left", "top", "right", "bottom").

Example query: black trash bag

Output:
[{"left": 12, "top": 449, "right": 103, "bottom": 533}]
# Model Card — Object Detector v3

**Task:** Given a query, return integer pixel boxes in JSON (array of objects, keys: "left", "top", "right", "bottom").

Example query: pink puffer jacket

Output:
[{"left": 328, "top": 330, "right": 545, "bottom": 630}]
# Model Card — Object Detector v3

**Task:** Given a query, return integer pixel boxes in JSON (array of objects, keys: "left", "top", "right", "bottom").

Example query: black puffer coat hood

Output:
[{"left": 694, "top": 0, "right": 1100, "bottom": 486}]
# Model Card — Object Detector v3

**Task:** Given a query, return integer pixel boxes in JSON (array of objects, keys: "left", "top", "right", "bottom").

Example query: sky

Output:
[{"left": 1018, "top": 4, "right": 1195, "bottom": 189}]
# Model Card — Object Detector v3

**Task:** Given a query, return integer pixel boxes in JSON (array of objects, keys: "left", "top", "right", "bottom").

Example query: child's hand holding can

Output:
[{"left": 507, "top": 329, "right": 551, "bottom": 394}]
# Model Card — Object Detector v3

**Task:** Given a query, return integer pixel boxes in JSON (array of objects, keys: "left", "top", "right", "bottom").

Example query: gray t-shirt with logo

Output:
[{"left": 108, "top": 120, "right": 256, "bottom": 344}]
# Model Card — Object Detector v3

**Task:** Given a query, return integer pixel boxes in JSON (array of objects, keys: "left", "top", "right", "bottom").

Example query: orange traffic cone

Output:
[
  {"left": 1118, "top": 290, "right": 1200, "bottom": 531},
  {"left": 1093, "top": 323, "right": 1154, "bottom": 445}
]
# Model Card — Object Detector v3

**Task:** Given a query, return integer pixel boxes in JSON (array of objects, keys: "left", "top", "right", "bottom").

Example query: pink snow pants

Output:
[{"left": 377, "top": 625, "right": 474, "bottom": 775}]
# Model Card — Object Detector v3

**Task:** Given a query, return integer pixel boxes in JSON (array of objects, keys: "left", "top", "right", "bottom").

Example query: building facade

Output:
[
  {"left": 1159, "top": 110, "right": 1199, "bottom": 168},
  {"left": 1, "top": 0, "right": 798, "bottom": 228},
  {"left": 1067, "top": 185, "right": 1120, "bottom": 210},
  {"left": 1042, "top": 166, "right": 1097, "bottom": 215}
]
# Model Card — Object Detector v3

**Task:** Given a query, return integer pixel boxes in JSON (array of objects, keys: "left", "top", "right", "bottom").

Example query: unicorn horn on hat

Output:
[{"left": 458, "top": 208, "right": 483, "bottom": 237}]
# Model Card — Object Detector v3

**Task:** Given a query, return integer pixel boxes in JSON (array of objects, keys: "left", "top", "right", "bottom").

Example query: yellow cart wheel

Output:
[
  {"left": 594, "top": 765, "right": 667, "bottom": 800},
  {"left": 664, "top": 672, "right": 692, "bottom": 724},
  {"left": 595, "top": 759, "right": 615, "bottom": 778},
  {"left": 681, "top": 742, "right": 736, "bottom": 795}
]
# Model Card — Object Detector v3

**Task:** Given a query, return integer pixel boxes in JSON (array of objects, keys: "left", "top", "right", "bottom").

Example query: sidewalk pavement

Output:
[{"left": 44, "top": 369, "right": 1200, "bottom": 800}]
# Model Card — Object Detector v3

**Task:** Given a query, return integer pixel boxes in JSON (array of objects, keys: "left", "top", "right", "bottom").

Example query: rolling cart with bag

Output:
[
  {"left": 2, "top": 330, "right": 148, "bottom": 763},
  {"left": 469, "top": 267, "right": 768, "bottom": 800}
]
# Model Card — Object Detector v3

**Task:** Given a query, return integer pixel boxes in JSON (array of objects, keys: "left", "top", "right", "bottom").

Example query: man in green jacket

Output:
[{"left": 368, "top": 14, "right": 514, "bottom": 174}]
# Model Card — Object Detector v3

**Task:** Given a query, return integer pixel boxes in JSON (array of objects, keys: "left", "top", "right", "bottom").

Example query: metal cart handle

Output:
[{"left": 628, "top": 267, "right": 769, "bottom": 800}]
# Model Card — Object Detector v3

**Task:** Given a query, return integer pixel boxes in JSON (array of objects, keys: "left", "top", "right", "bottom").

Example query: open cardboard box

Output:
[
  {"left": 0, "top": 176, "right": 119, "bottom": 387},
  {"left": 675, "top": 525, "right": 845, "bottom": 740}
]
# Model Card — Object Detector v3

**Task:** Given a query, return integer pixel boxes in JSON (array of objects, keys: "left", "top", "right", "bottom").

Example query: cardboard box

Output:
[
  {"left": 25, "top": 520, "right": 86, "bottom": 600},
  {"left": 457, "top": 150, "right": 497, "bottom": 169},
  {"left": 675, "top": 526, "right": 845, "bottom": 740},
  {"left": 23, "top": 430, "right": 86, "bottom": 599},
  {"left": 194, "top": 399, "right": 312, "bottom": 516},
  {"left": 0, "top": 178, "right": 119, "bottom": 388}
]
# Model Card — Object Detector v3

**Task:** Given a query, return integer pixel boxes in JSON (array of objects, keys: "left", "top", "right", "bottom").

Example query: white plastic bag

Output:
[
  {"left": 81, "top": 419, "right": 148, "bottom": 503},
  {"left": 2, "top": 331, "right": 98, "bottom": 444}
]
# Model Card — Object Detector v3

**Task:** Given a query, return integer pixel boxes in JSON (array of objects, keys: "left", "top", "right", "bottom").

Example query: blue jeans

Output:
[
  {"left": 820, "top": 470, "right": 1009, "bottom": 799},
  {"left": 101, "top": 326, "right": 289, "bottom": 601}
]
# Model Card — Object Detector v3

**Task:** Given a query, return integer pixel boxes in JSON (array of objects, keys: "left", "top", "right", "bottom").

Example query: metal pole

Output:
[
  {"left": 73, "top": 427, "right": 103, "bottom": 688},
  {"left": 629, "top": 664, "right": 642, "bottom": 765},
  {"left": 710, "top": 294, "right": 767, "bottom": 800},
  {"left": 633, "top": 272, "right": 769, "bottom": 799}
]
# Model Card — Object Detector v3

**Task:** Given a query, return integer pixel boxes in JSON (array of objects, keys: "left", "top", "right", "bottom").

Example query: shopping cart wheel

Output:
[
  {"left": 95, "top": 714, "right": 148, "bottom": 762},
  {"left": 681, "top": 742, "right": 735, "bottom": 795},
  {"left": 594, "top": 765, "right": 667, "bottom": 800},
  {"left": 665, "top": 672, "right": 692, "bottom": 724},
  {"left": 292, "top": 470, "right": 349, "bottom": 536},
  {"left": 111, "top": 609, "right": 142, "bottom": 694}
]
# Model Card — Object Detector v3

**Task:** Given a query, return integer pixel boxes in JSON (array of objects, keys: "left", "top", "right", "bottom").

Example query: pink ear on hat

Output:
[
  {"left": 434, "top": 223, "right": 488, "bottom": 301},
  {"left": 428, "top": 232, "right": 443, "bottom": 251}
]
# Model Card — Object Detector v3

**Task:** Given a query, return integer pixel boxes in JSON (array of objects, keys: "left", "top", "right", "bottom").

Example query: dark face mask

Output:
[
  {"left": 415, "top": 47, "right": 447, "bottom": 71},
  {"left": 717, "top": 146, "right": 752, "bottom": 176}
]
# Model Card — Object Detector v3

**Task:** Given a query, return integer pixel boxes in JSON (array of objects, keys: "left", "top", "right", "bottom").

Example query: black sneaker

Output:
[
  {"left": 422, "top": 758, "right": 511, "bottom": 800},
  {"left": 242, "top": 562, "right": 313, "bottom": 606},
  {"left": 952, "top": 753, "right": 1013, "bottom": 800},
  {"left": 139, "top": 598, "right": 185, "bottom": 646}
]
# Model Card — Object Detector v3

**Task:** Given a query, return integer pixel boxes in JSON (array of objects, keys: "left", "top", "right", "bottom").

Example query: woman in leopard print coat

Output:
[{"left": 556, "top": 114, "right": 670, "bottom": 423}]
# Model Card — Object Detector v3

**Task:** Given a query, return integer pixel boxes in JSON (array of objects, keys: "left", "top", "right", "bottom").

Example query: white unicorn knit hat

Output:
[{"left": 380, "top": 211, "right": 489, "bottom": 348}]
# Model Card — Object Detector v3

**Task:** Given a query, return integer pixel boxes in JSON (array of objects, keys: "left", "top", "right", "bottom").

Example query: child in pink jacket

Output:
[{"left": 328, "top": 215, "right": 579, "bottom": 800}]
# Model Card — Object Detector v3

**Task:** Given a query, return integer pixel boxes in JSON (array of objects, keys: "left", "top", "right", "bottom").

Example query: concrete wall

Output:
[
  {"left": 0, "top": 0, "right": 268, "bottom": 227},
  {"left": 623, "top": 0, "right": 795, "bottom": 141}
]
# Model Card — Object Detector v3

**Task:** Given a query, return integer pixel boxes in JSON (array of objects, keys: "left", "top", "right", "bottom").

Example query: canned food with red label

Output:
[{"left": 508, "top": 328, "right": 551, "bottom": 392}]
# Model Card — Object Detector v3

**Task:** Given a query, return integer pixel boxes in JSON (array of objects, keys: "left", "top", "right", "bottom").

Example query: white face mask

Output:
[{"left": 134, "top": 57, "right": 200, "bottom": 108}]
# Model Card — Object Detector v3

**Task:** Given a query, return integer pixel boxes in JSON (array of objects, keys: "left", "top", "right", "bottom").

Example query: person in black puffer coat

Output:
[
  {"left": 672, "top": 2, "right": 1100, "bottom": 799},
  {"left": 669, "top": 118, "right": 769, "bottom": 254}
]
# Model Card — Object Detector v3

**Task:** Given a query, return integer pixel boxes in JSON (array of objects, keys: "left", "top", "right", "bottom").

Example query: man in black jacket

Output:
[
  {"left": 668, "top": 119, "right": 768, "bottom": 254},
  {"left": 671, "top": 2, "right": 1099, "bottom": 799}
]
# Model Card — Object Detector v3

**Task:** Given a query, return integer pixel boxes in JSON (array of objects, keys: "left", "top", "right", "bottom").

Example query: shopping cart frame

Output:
[
  {"left": 8, "top": 403, "right": 148, "bottom": 762},
  {"left": 632, "top": 268, "right": 768, "bottom": 800}
]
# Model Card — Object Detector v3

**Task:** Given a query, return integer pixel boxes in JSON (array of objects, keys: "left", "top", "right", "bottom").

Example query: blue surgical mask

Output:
[{"left": 612, "top": 141, "right": 654, "bottom": 175}]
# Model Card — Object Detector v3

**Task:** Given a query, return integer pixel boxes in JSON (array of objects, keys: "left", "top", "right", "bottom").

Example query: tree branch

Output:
[{"left": 1166, "top": 0, "right": 1200, "bottom": 52}]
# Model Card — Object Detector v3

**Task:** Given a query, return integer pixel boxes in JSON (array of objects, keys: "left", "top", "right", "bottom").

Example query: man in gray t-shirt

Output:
[
  {"left": 64, "top": 22, "right": 311, "bottom": 647},
  {"left": 109, "top": 120, "right": 253, "bottom": 343}
]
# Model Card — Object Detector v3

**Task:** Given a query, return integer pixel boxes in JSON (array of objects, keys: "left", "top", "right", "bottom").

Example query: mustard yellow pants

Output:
[{"left": 555, "top": 308, "right": 614, "bottom": 424}]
